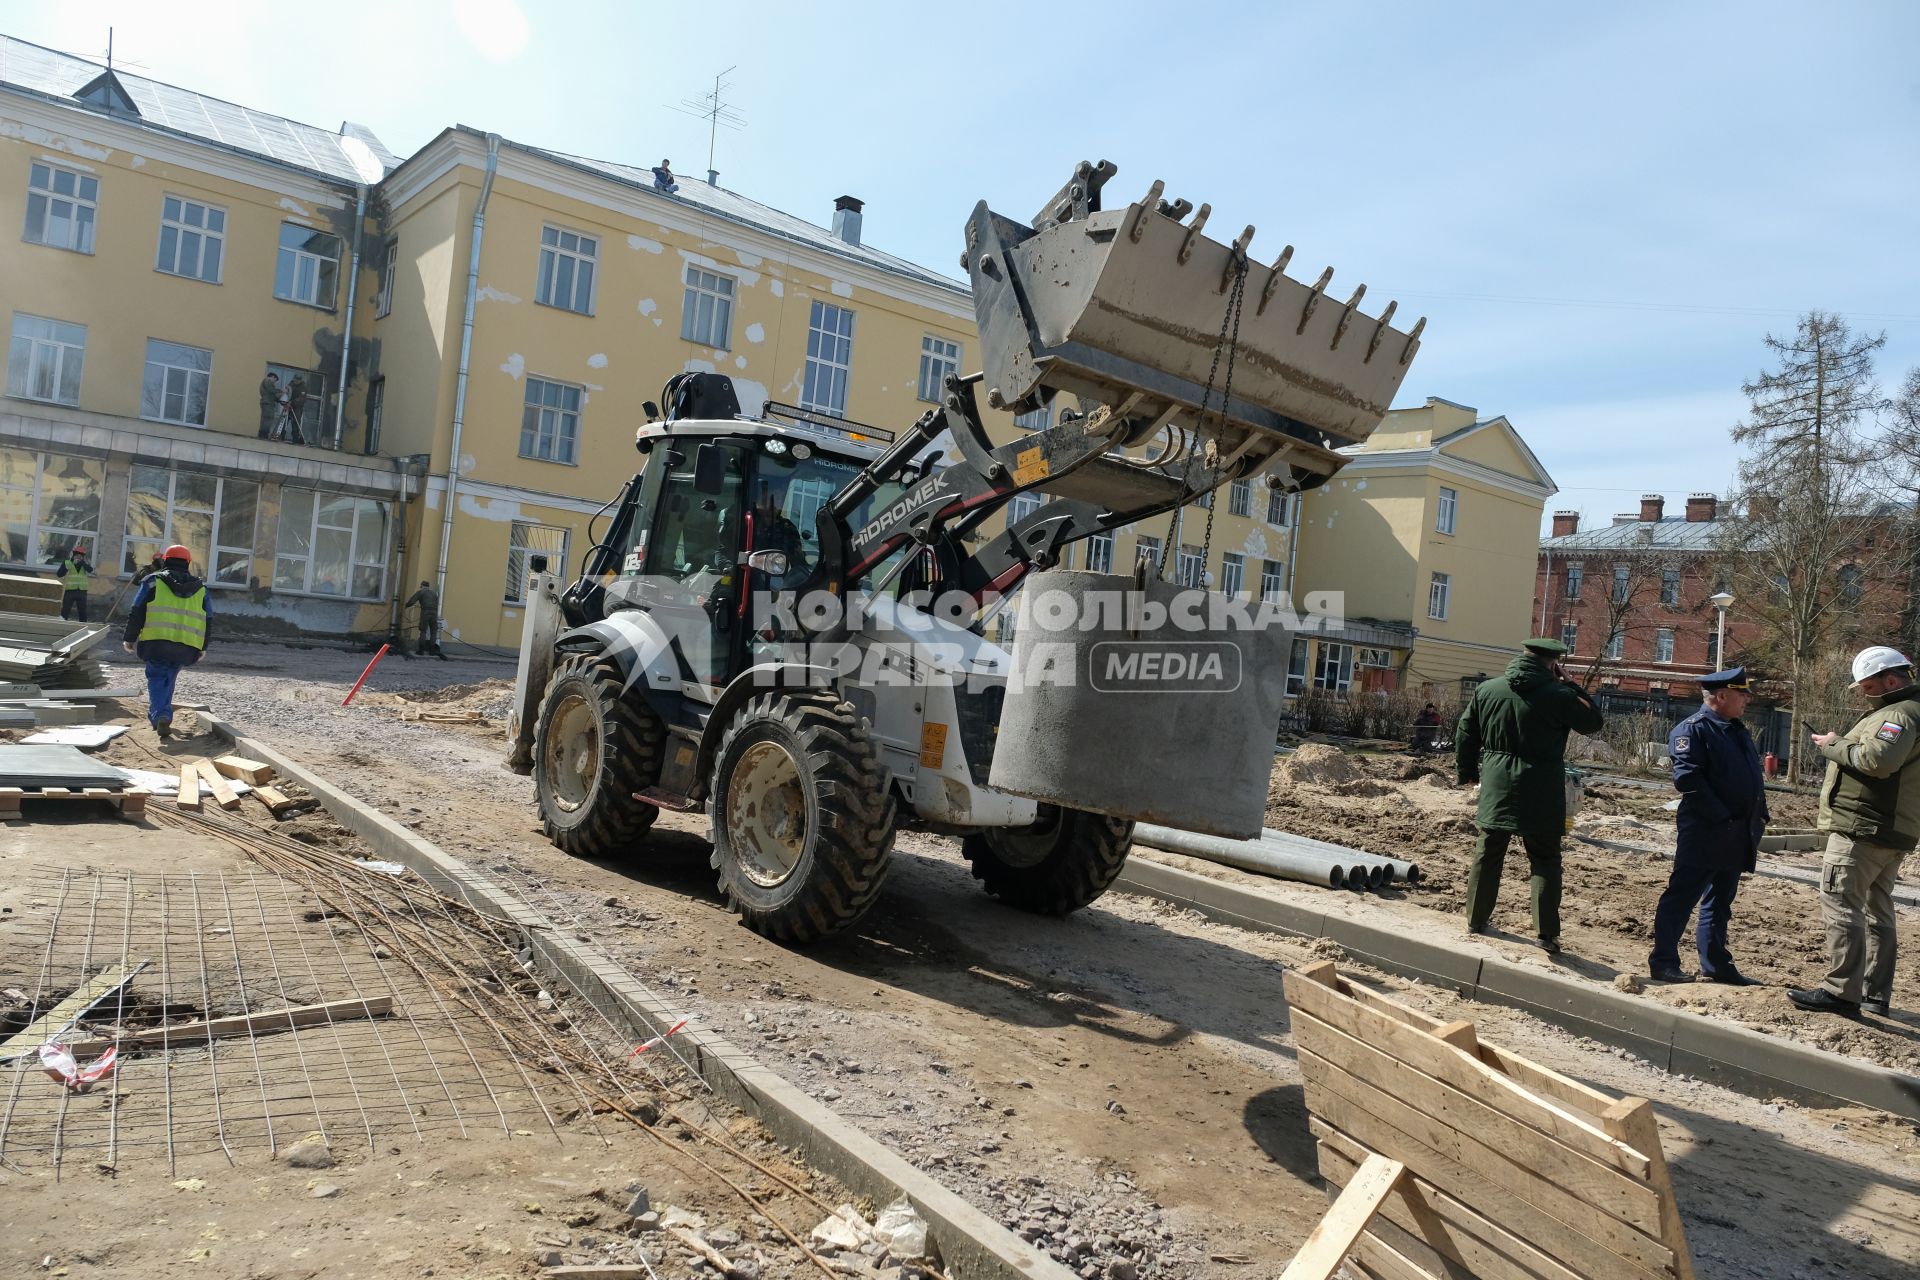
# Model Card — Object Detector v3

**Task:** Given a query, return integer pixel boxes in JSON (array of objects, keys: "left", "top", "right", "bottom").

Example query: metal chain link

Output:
[{"left": 1161, "top": 253, "right": 1250, "bottom": 583}]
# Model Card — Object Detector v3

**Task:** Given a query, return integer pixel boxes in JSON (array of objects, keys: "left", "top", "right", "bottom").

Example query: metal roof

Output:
[
  {"left": 0, "top": 35, "right": 394, "bottom": 184},
  {"left": 1541, "top": 517, "right": 1732, "bottom": 552},
  {"left": 522, "top": 141, "right": 968, "bottom": 296}
]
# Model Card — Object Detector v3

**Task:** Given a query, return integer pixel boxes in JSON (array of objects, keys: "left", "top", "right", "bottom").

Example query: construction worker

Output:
[
  {"left": 121, "top": 544, "right": 210, "bottom": 740},
  {"left": 49, "top": 543, "right": 93, "bottom": 621},
  {"left": 1789, "top": 645, "right": 1920, "bottom": 1017},
  {"left": 1455, "top": 637, "right": 1604, "bottom": 953},
  {"left": 404, "top": 580, "right": 446, "bottom": 659},
  {"left": 257, "top": 371, "right": 281, "bottom": 438},
  {"left": 1647, "top": 668, "right": 1766, "bottom": 985}
]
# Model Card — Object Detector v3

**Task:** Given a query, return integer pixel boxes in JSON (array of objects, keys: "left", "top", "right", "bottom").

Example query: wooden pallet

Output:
[
  {"left": 0, "top": 785, "right": 149, "bottom": 819},
  {"left": 399, "top": 708, "right": 491, "bottom": 724},
  {"left": 1279, "top": 961, "right": 1694, "bottom": 1280}
]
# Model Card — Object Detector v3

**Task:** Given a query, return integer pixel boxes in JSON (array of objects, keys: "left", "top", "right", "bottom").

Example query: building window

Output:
[
  {"left": 536, "top": 225, "right": 598, "bottom": 314},
  {"left": 1014, "top": 405, "right": 1051, "bottom": 431},
  {"left": 917, "top": 335, "right": 961, "bottom": 403},
  {"left": 681, "top": 265, "right": 736, "bottom": 348},
  {"left": 141, "top": 339, "right": 211, "bottom": 427},
  {"left": 1357, "top": 647, "right": 1393, "bottom": 669},
  {"left": 520, "top": 376, "right": 583, "bottom": 465},
  {"left": 124, "top": 464, "right": 257, "bottom": 586},
  {"left": 274, "top": 490, "right": 389, "bottom": 600},
  {"left": 364, "top": 377, "right": 385, "bottom": 455},
  {"left": 1006, "top": 491, "right": 1042, "bottom": 531},
  {"left": 506, "top": 521, "right": 570, "bottom": 604},
  {"left": 1437, "top": 486, "right": 1458, "bottom": 535},
  {"left": 376, "top": 240, "right": 397, "bottom": 317},
  {"left": 1286, "top": 637, "right": 1309, "bottom": 698},
  {"left": 1261, "top": 559, "right": 1286, "bottom": 602},
  {"left": 1565, "top": 563, "right": 1583, "bottom": 600},
  {"left": 1134, "top": 535, "right": 1161, "bottom": 573},
  {"left": 6, "top": 314, "right": 85, "bottom": 406},
  {"left": 156, "top": 195, "right": 225, "bottom": 283},
  {"left": 1177, "top": 544, "right": 1204, "bottom": 588},
  {"left": 1605, "top": 629, "right": 1625, "bottom": 661},
  {"left": 1612, "top": 563, "right": 1631, "bottom": 603},
  {"left": 1838, "top": 563, "right": 1862, "bottom": 606},
  {"left": 1655, "top": 628, "right": 1675, "bottom": 663},
  {"left": 1268, "top": 488, "right": 1292, "bottom": 526},
  {"left": 1220, "top": 552, "right": 1245, "bottom": 597},
  {"left": 1427, "top": 571, "right": 1450, "bottom": 620},
  {"left": 274, "top": 223, "right": 342, "bottom": 308},
  {"left": 801, "top": 301, "right": 855, "bottom": 417},
  {"left": 1314, "top": 641, "right": 1354, "bottom": 694},
  {"left": 1229, "top": 479, "right": 1252, "bottom": 517},
  {"left": 1085, "top": 530, "right": 1113, "bottom": 574},
  {"left": 1560, "top": 621, "right": 1577, "bottom": 653},
  {"left": 264, "top": 362, "right": 327, "bottom": 445},
  {"left": 0, "top": 449, "right": 104, "bottom": 566},
  {"left": 24, "top": 161, "right": 97, "bottom": 254},
  {"left": 1660, "top": 568, "right": 1680, "bottom": 607},
  {"left": 1197, "top": 489, "right": 1213, "bottom": 510}
]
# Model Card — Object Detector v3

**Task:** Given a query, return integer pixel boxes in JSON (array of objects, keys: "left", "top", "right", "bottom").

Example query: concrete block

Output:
[
  {"left": 1668, "top": 1011, "right": 1920, "bottom": 1121},
  {"left": 1472, "top": 957, "right": 1679, "bottom": 1069},
  {"left": 174, "top": 441, "right": 207, "bottom": 467}
]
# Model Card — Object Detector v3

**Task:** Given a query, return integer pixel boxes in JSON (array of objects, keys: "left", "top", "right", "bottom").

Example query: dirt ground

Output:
[{"left": 42, "top": 641, "right": 1918, "bottom": 1279}]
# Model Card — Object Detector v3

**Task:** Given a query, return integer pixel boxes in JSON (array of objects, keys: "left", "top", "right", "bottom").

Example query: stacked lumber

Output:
[
  {"left": 0, "top": 572, "right": 63, "bottom": 617},
  {"left": 1279, "top": 962, "right": 1695, "bottom": 1280},
  {"left": 171, "top": 755, "right": 306, "bottom": 818}
]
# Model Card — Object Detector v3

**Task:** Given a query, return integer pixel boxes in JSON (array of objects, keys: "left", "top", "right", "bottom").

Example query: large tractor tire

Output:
[
  {"left": 962, "top": 806, "right": 1133, "bottom": 915},
  {"left": 533, "top": 653, "right": 665, "bottom": 857},
  {"left": 708, "top": 692, "right": 895, "bottom": 943}
]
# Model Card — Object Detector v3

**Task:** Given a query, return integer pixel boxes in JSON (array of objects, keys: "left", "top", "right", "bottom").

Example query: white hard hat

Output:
[{"left": 1851, "top": 645, "right": 1913, "bottom": 684}]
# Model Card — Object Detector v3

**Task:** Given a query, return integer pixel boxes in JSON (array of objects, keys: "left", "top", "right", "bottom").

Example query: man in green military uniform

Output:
[
  {"left": 121, "top": 544, "right": 211, "bottom": 740},
  {"left": 1455, "top": 637, "right": 1605, "bottom": 952},
  {"left": 49, "top": 543, "right": 93, "bottom": 621}
]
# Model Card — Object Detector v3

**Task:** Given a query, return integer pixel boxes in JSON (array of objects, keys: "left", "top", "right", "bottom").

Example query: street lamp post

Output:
[{"left": 1709, "top": 591, "right": 1735, "bottom": 670}]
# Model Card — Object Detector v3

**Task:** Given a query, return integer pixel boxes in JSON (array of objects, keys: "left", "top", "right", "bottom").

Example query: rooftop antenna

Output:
[{"left": 668, "top": 66, "right": 746, "bottom": 185}]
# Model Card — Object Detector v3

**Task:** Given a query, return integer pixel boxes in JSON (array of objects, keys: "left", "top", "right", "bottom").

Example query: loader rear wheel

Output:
[
  {"left": 962, "top": 806, "right": 1134, "bottom": 915},
  {"left": 534, "top": 654, "right": 664, "bottom": 857},
  {"left": 709, "top": 693, "right": 895, "bottom": 943}
]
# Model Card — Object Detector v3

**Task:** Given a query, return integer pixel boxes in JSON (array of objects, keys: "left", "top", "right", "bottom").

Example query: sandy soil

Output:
[{"left": 56, "top": 642, "right": 1920, "bottom": 1279}]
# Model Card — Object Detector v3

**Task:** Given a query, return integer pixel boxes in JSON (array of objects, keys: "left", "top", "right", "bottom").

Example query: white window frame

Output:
[
  {"left": 124, "top": 463, "right": 257, "bottom": 588},
  {"left": 1605, "top": 629, "right": 1625, "bottom": 661},
  {"left": 1561, "top": 621, "right": 1578, "bottom": 653},
  {"left": 1085, "top": 530, "right": 1113, "bottom": 574},
  {"left": 1220, "top": 551, "right": 1245, "bottom": 597},
  {"left": 1314, "top": 641, "right": 1354, "bottom": 694},
  {"left": 156, "top": 194, "right": 226, "bottom": 284},
  {"left": 1229, "top": 478, "right": 1252, "bottom": 517},
  {"left": 1134, "top": 535, "right": 1161, "bottom": 573},
  {"left": 681, "top": 265, "right": 736, "bottom": 349},
  {"left": 536, "top": 224, "right": 599, "bottom": 315},
  {"left": 273, "top": 490, "right": 390, "bottom": 601},
  {"left": 24, "top": 161, "right": 97, "bottom": 254},
  {"left": 141, "top": 339, "right": 212, "bottom": 427},
  {"left": 1356, "top": 647, "right": 1393, "bottom": 669},
  {"left": 1006, "top": 491, "right": 1043, "bottom": 530},
  {"left": 274, "top": 222, "right": 342, "bottom": 309},
  {"left": 1260, "top": 559, "right": 1286, "bottom": 603},
  {"left": 1655, "top": 628, "right": 1675, "bottom": 664},
  {"left": 0, "top": 448, "right": 104, "bottom": 568},
  {"left": 1013, "top": 404, "right": 1051, "bottom": 431},
  {"left": 1566, "top": 563, "right": 1584, "bottom": 599},
  {"left": 7, "top": 313, "right": 86, "bottom": 406},
  {"left": 364, "top": 376, "right": 386, "bottom": 455},
  {"left": 506, "top": 521, "right": 571, "bottom": 604},
  {"left": 521, "top": 376, "right": 583, "bottom": 465},
  {"left": 1177, "top": 544, "right": 1204, "bottom": 588},
  {"left": 1427, "top": 571, "right": 1451, "bottom": 620},
  {"left": 1286, "top": 637, "right": 1309, "bottom": 698},
  {"left": 917, "top": 334, "right": 961, "bottom": 403},
  {"left": 1436, "top": 486, "right": 1458, "bottom": 535},
  {"left": 264, "top": 362, "right": 327, "bottom": 444},
  {"left": 1268, "top": 488, "right": 1291, "bottom": 526},
  {"left": 376, "top": 240, "right": 397, "bottom": 317},
  {"left": 801, "top": 300, "right": 855, "bottom": 417}
]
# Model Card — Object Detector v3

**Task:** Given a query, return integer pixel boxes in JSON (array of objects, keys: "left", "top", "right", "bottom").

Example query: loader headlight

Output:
[{"left": 763, "top": 439, "right": 788, "bottom": 455}]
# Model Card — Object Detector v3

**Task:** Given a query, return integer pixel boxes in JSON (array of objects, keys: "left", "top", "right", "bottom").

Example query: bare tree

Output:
[
  {"left": 1575, "top": 548, "right": 1689, "bottom": 689},
  {"left": 1731, "top": 310, "right": 1886, "bottom": 480}
]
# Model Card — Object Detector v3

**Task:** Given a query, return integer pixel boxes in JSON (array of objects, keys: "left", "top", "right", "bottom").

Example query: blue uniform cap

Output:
[{"left": 1697, "top": 666, "right": 1748, "bottom": 691}]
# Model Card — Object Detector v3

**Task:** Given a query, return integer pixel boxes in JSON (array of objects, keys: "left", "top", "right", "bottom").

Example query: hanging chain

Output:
[{"left": 1161, "top": 252, "right": 1250, "bottom": 583}]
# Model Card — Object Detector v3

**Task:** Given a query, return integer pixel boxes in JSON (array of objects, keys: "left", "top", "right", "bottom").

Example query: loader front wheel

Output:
[
  {"left": 709, "top": 693, "right": 895, "bottom": 943},
  {"left": 534, "top": 654, "right": 664, "bottom": 857},
  {"left": 962, "top": 806, "right": 1134, "bottom": 915}
]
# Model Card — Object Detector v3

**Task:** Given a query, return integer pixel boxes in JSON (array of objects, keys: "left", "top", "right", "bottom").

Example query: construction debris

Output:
[
  {"left": 212, "top": 755, "right": 275, "bottom": 785},
  {"left": 193, "top": 758, "right": 242, "bottom": 809},
  {"left": 0, "top": 610, "right": 110, "bottom": 692},
  {"left": 0, "top": 961, "right": 150, "bottom": 1062},
  {"left": 65, "top": 996, "right": 395, "bottom": 1056},
  {"left": 21, "top": 724, "right": 128, "bottom": 748}
]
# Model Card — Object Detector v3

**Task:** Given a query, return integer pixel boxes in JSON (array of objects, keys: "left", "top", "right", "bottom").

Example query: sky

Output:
[{"left": 9, "top": 1, "right": 1918, "bottom": 532}]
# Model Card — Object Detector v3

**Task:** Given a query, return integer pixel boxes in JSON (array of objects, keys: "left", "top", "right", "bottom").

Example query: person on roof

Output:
[
  {"left": 652, "top": 159, "right": 679, "bottom": 194},
  {"left": 121, "top": 544, "right": 211, "bottom": 740}
]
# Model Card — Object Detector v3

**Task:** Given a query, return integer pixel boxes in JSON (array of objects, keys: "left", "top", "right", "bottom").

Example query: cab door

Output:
[{"left": 632, "top": 441, "right": 748, "bottom": 687}]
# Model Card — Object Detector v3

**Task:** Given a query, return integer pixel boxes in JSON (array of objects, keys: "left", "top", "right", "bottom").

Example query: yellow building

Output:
[{"left": 1289, "top": 396, "right": 1557, "bottom": 700}]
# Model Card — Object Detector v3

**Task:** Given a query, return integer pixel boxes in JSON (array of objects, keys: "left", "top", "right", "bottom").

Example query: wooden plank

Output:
[
  {"left": 0, "top": 786, "right": 21, "bottom": 812},
  {"left": 1316, "top": 1136, "right": 1584, "bottom": 1280},
  {"left": 1352, "top": 1233, "right": 1443, "bottom": 1280},
  {"left": 213, "top": 755, "right": 274, "bottom": 785},
  {"left": 1285, "top": 970, "right": 1651, "bottom": 1177},
  {"left": 1281, "top": 1152, "right": 1405, "bottom": 1280},
  {"left": 252, "top": 785, "right": 296, "bottom": 816},
  {"left": 1301, "top": 1064, "right": 1672, "bottom": 1276},
  {"left": 176, "top": 764, "right": 201, "bottom": 810},
  {"left": 541, "top": 1266, "right": 653, "bottom": 1278},
  {"left": 194, "top": 759, "right": 241, "bottom": 810},
  {"left": 38, "top": 787, "right": 71, "bottom": 800},
  {"left": 66, "top": 996, "right": 394, "bottom": 1056},
  {"left": 1603, "top": 1099, "right": 1696, "bottom": 1280},
  {"left": 119, "top": 788, "right": 149, "bottom": 818},
  {"left": 0, "top": 962, "right": 147, "bottom": 1061}
]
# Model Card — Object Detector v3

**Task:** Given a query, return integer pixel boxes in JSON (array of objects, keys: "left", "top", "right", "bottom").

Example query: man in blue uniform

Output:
[{"left": 1647, "top": 667, "right": 1768, "bottom": 984}]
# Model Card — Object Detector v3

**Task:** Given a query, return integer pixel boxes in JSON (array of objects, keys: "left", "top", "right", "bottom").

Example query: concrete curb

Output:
[
  {"left": 204, "top": 714, "right": 1073, "bottom": 1280},
  {"left": 1116, "top": 857, "right": 1920, "bottom": 1122}
]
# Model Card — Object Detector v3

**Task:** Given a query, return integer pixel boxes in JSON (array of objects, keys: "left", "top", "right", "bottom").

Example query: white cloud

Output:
[{"left": 452, "top": 0, "right": 531, "bottom": 62}]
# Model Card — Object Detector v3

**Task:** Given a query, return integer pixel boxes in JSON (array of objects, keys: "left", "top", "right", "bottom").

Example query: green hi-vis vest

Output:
[
  {"left": 145, "top": 580, "right": 207, "bottom": 650},
  {"left": 61, "top": 559, "right": 90, "bottom": 591}
]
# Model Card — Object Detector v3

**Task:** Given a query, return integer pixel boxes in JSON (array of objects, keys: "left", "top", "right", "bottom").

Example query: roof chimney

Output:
[
  {"left": 1639, "top": 494, "right": 1665, "bottom": 522},
  {"left": 1551, "top": 510, "right": 1580, "bottom": 537},
  {"left": 831, "top": 195, "right": 864, "bottom": 247},
  {"left": 707, "top": 168, "right": 719, "bottom": 187},
  {"left": 1685, "top": 492, "right": 1718, "bottom": 523}
]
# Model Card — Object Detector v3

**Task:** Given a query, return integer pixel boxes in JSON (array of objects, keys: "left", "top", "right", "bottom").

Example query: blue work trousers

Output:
[
  {"left": 1649, "top": 862, "right": 1743, "bottom": 976},
  {"left": 137, "top": 639, "right": 202, "bottom": 725}
]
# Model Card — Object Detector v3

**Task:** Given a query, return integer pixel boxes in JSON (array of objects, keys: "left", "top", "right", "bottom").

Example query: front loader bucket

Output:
[{"left": 967, "top": 167, "right": 1423, "bottom": 477}]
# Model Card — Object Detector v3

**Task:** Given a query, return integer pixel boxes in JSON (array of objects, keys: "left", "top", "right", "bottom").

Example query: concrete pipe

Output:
[
  {"left": 1133, "top": 823, "right": 1346, "bottom": 890},
  {"left": 1260, "top": 828, "right": 1421, "bottom": 885}
]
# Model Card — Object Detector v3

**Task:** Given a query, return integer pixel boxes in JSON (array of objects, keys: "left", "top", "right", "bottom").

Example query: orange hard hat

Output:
[{"left": 163, "top": 544, "right": 192, "bottom": 562}]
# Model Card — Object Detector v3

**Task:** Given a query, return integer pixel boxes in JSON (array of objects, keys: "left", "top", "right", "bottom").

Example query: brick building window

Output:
[
  {"left": 1560, "top": 621, "right": 1577, "bottom": 652},
  {"left": 1612, "top": 563, "right": 1631, "bottom": 603},
  {"left": 1565, "top": 563, "right": 1583, "bottom": 600},
  {"left": 1605, "top": 630, "right": 1625, "bottom": 660},
  {"left": 1655, "top": 629, "right": 1675, "bottom": 663},
  {"left": 1660, "top": 568, "right": 1680, "bottom": 607}
]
